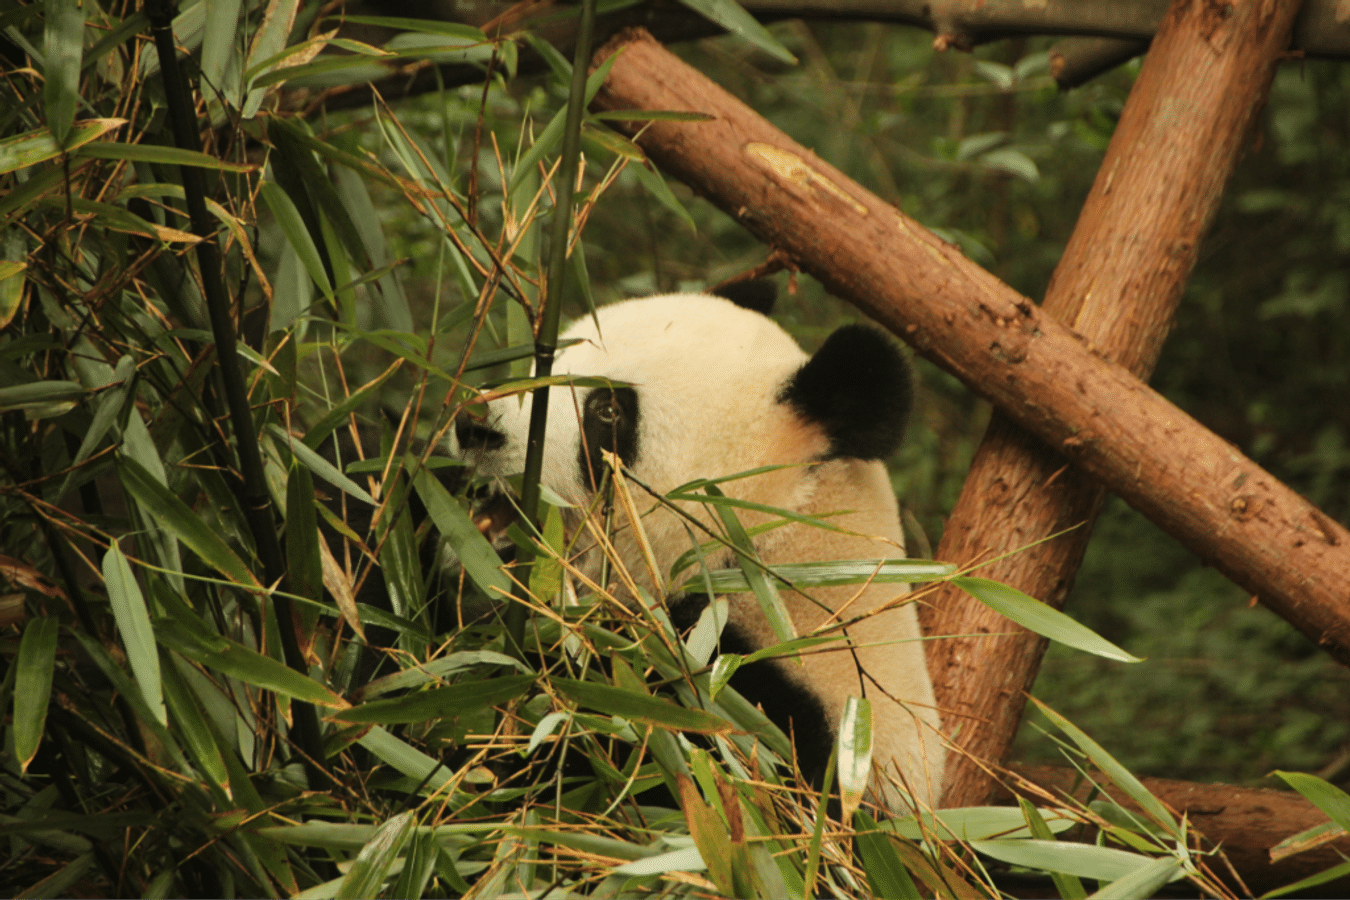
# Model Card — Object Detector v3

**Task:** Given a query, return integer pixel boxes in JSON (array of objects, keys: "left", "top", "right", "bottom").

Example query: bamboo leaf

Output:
[
  {"left": 76, "top": 141, "right": 256, "bottom": 172},
  {"left": 1019, "top": 797, "right": 1087, "bottom": 900},
  {"left": 201, "top": 0, "right": 244, "bottom": 90},
  {"left": 241, "top": 0, "right": 300, "bottom": 117},
  {"left": 1030, "top": 697, "right": 1179, "bottom": 832},
  {"left": 1274, "top": 771, "right": 1350, "bottom": 832},
  {"left": 674, "top": 0, "right": 795, "bottom": 64},
  {"left": 102, "top": 542, "right": 166, "bottom": 725},
  {"left": 267, "top": 423, "right": 375, "bottom": 505},
  {"left": 119, "top": 454, "right": 262, "bottom": 589},
  {"left": 43, "top": 0, "right": 85, "bottom": 147},
  {"left": 883, "top": 805, "right": 1076, "bottom": 841},
  {"left": 333, "top": 675, "right": 536, "bottom": 725},
  {"left": 336, "top": 812, "right": 415, "bottom": 900},
  {"left": 836, "top": 697, "right": 872, "bottom": 826},
  {"left": 554, "top": 678, "right": 733, "bottom": 734},
  {"left": 14, "top": 617, "right": 59, "bottom": 773},
  {"left": 0, "top": 119, "right": 123, "bottom": 175},
  {"left": 1087, "top": 854, "right": 1185, "bottom": 899},
  {"left": 357, "top": 726, "right": 456, "bottom": 795},
  {"left": 953, "top": 576, "right": 1142, "bottom": 663},
  {"left": 970, "top": 839, "right": 1172, "bottom": 884},
  {"left": 412, "top": 466, "right": 514, "bottom": 599},
  {"left": 260, "top": 180, "right": 333, "bottom": 299},
  {"left": 154, "top": 617, "right": 347, "bottom": 708},
  {"left": 677, "top": 775, "right": 735, "bottom": 896},
  {"left": 687, "top": 558, "right": 954, "bottom": 593},
  {"left": 854, "top": 811, "right": 922, "bottom": 900},
  {"left": 0, "top": 380, "right": 85, "bottom": 413},
  {"left": 704, "top": 484, "right": 795, "bottom": 644}
]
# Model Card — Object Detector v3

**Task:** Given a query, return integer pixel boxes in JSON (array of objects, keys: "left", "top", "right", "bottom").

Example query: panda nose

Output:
[{"left": 455, "top": 416, "right": 506, "bottom": 453}]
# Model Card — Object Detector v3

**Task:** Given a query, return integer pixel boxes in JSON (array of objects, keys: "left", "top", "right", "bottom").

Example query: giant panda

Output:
[{"left": 456, "top": 283, "right": 945, "bottom": 813}]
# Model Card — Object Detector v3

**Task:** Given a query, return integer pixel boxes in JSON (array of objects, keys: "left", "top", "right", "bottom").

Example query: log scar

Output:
[
  {"left": 744, "top": 143, "right": 868, "bottom": 215},
  {"left": 1229, "top": 494, "right": 1263, "bottom": 522}
]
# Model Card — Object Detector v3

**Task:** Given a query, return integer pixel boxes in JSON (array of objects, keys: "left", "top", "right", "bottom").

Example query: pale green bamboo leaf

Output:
[
  {"left": 260, "top": 180, "right": 333, "bottom": 299},
  {"left": 709, "top": 653, "right": 741, "bottom": 700},
  {"left": 266, "top": 423, "right": 374, "bottom": 505},
  {"left": 954, "top": 576, "right": 1141, "bottom": 662},
  {"left": 884, "top": 806, "right": 1075, "bottom": 841},
  {"left": 1030, "top": 697, "right": 1178, "bottom": 832},
  {"left": 970, "top": 839, "right": 1172, "bottom": 884},
  {"left": 675, "top": 0, "right": 795, "bottom": 63},
  {"left": 527, "top": 712, "right": 569, "bottom": 755},
  {"left": 14, "top": 617, "right": 59, "bottom": 773},
  {"left": 43, "top": 0, "right": 85, "bottom": 147},
  {"left": 412, "top": 467, "right": 513, "bottom": 599},
  {"left": 16, "top": 851, "right": 95, "bottom": 899},
  {"left": 102, "top": 542, "right": 165, "bottom": 725},
  {"left": 1087, "top": 854, "right": 1185, "bottom": 899},
  {"left": 334, "top": 15, "right": 487, "bottom": 40},
  {"left": 1019, "top": 797, "right": 1087, "bottom": 900},
  {"left": 554, "top": 678, "right": 732, "bottom": 734},
  {"left": 201, "top": 0, "right": 244, "bottom": 89},
  {"left": 389, "top": 827, "right": 437, "bottom": 899},
  {"left": 241, "top": 0, "right": 299, "bottom": 117},
  {"left": 57, "top": 355, "right": 135, "bottom": 501},
  {"left": 119, "top": 454, "right": 261, "bottom": 589},
  {"left": 837, "top": 697, "right": 872, "bottom": 825},
  {"left": 336, "top": 812, "right": 415, "bottom": 900},
  {"left": 76, "top": 141, "right": 256, "bottom": 172},
  {"left": 154, "top": 618, "right": 346, "bottom": 708},
  {"left": 691, "top": 559, "right": 954, "bottom": 594},
  {"left": 615, "top": 845, "right": 706, "bottom": 876},
  {"left": 119, "top": 407, "right": 185, "bottom": 592}
]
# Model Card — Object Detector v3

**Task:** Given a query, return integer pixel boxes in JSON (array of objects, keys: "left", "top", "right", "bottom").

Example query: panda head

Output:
[{"left": 456, "top": 283, "right": 913, "bottom": 577}]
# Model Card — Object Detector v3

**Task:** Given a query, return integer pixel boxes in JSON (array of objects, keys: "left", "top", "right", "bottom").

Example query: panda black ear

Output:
[
  {"left": 710, "top": 279, "right": 776, "bottom": 315},
  {"left": 780, "top": 324, "right": 911, "bottom": 460}
]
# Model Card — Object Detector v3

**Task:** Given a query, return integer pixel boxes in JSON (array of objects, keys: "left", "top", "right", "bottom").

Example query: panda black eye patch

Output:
[{"left": 578, "top": 386, "right": 639, "bottom": 491}]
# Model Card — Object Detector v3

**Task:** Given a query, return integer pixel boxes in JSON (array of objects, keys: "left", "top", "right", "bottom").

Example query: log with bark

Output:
[{"left": 921, "top": 0, "right": 1307, "bottom": 809}]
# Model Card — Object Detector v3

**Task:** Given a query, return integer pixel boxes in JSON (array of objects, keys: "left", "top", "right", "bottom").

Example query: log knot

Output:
[{"left": 1229, "top": 494, "right": 1264, "bottom": 521}]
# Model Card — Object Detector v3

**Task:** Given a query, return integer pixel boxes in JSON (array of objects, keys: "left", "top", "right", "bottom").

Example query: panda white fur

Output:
[{"left": 457, "top": 285, "right": 945, "bottom": 812}]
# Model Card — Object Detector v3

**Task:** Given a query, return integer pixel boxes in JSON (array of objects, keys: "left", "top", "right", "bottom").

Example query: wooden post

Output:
[{"left": 921, "top": 0, "right": 1307, "bottom": 807}]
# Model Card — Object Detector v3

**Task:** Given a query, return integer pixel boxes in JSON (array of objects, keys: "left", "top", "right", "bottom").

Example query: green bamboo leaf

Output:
[
  {"left": 412, "top": 467, "right": 513, "bottom": 599},
  {"left": 969, "top": 839, "right": 1171, "bottom": 884},
  {"left": 389, "top": 827, "right": 438, "bottom": 899},
  {"left": 1260, "top": 860, "right": 1350, "bottom": 899},
  {"left": 1274, "top": 771, "right": 1350, "bottom": 831},
  {"left": 332, "top": 15, "right": 487, "bottom": 41},
  {"left": 674, "top": 0, "right": 795, "bottom": 64},
  {"left": 0, "top": 380, "right": 85, "bottom": 413},
  {"left": 75, "top": 141, "right": 256, "bottom": 172},
  {"left": 953, "top": 576, "right": 1141, "bottom": 663},
  {"left": 629, "top": 160, "right": 696, "bottom": 231},
  {"left": 1030, "top": 697, "right": 1178, "bottom": 832},
  {"left": 334, "top": 675, "right": 536, "bottom": 725},
  {"left": 508, "top": 53, "right": 621, "bottom": 192},
  {"left": 269, "top": 120, "right": 372, "bottom": 271},
  {"left": 18, "top": 851, "right": 95, "bottom": 899},
  {"left": 14, "top": 617, "right": 59, "bottom": 774},
  {"left": 704, "top": 484, "right": 795, "bottom": 644},
  {"left": 260, "top": 180, "right": 333, "bottom": 299},
  {"left": 201, "top": 0, "right": 244, "bottom": 89},
  {"left": 267, "top": 423, "right": 375, "bottom": 505},
  {"left": 118, "top": 454, "right": 262, "bottom": 589},
  {"left": 614, "top": 845, "right": 706, "bottom": 876},
  {"left": 854, "top": 811, "right": 922, "bottom": 900},
  {"left": 159, "top": 654, "right": 230, "bottom": 793},
  {"left": 57, "top": 355, "right": 135, "bottom": 501},
  {"left": 357, "top": 726, "right": 456, "bottom": 795},
  {"left": 336, "top": 811, "right": 415, "bottom": 900},
  {"left": 837, "top": 697, "right": 872, "bottom": 826},
  {"left": 102, "top": 542, "right": 165, "bottom": 726},
  {"left": 43, "top": 0, "right": 85, "bottom": 147},
  {"left": 554, "top": 678, "right": 733, "bottom": 734},
  {"left": 154, "top": 617, "right": 346, "bottom": 708}
]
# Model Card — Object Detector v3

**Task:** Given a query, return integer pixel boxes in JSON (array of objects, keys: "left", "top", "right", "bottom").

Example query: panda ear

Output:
[
  {"left": 710, "top": 279, "right": 776, "bottom": 315},
  {"left": 780, "top": 324, "right": 912, "bottom": 460}
]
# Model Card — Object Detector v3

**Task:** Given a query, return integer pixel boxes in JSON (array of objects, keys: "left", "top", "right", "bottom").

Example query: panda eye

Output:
[{"left": 593, "top": 395, "right": 618, "bottom": 424}]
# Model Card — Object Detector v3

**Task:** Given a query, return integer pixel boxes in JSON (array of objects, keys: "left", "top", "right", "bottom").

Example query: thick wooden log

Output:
[
  {"left": 587, "top": 26, "right": 1350, "bottom": 686},
  {"left": 922, "top": 0, "right": 1306, "bottom": 808},
  {"left": 1002, "top": 765, "right": 1350, "bottom": 897}
]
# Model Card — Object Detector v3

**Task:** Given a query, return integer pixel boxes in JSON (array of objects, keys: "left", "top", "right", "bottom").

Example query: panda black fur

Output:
[{"left": 457, "top": 284, "right": 945, "bottom": 812}]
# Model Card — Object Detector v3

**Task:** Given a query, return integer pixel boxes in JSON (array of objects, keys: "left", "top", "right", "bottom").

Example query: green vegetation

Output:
[{"left": 1, "top": 1, "right": 1348, "bottom": 896}]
